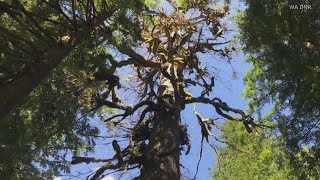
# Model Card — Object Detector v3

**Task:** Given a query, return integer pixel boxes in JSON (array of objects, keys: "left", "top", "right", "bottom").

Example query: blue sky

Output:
[
  {"left": 61, "top": 1, "right": 251, "bottom": 180},
  {"left": 179, "top": 51, "right": 250, "bottom": 180},
  {"left": 178, "top": 1, "right": 250, "bottom": 179}
]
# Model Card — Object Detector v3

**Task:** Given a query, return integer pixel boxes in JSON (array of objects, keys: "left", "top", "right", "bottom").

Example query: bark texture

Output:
[{"left": 140, "top": 109, "right": 181, "bottom": 180}]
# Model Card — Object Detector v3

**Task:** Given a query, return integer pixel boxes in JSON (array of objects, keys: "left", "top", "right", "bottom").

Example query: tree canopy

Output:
[
  {"left": 239, "top": 0, "right": 320, "bottom": 170},
  {"left": 64, "top": 1, "right": 263, "bottom": 179},
  {"left": 3, "top": 0, "right": 319, "bottom": 179},
  {"left": 0, "top": 0, "right": 146, "bottom": 122},
  {"left": 1, "top": 0, "right": 267, "bottom": 179},
  {"left": 211, "top": 1, "right": 320, "bottom": 179},
  {"left": 0, "top": 0, "right": 148, "bottom": 178}
]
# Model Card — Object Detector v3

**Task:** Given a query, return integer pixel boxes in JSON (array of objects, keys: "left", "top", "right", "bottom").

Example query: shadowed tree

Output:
[
  {"left": 0, "top": 0, "right": 146, "bottom": 122},
  {"left": 0, "top": 0, "right": 149, "bottom": 178},
  {"left": 0, "top": 43, "right": 117, "bottom": 178}
]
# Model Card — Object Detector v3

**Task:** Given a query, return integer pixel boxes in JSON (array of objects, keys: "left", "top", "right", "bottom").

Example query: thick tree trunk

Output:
[
  {"left": 141, "top": 68, "right": 182, "bottom": 179},
  {"left": 140, "top": 109, "right": 182, "bottom": 180},
  {"left": 0, "top": 34, "right": 85, "bottom": 124}
]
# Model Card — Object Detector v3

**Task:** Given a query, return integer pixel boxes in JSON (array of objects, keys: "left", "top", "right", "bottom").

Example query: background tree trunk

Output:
[{"left": 0, "top": 40, "right": 77, "bottom": 123}]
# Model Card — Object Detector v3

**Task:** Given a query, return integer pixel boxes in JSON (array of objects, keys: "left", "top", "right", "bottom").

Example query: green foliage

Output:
[
  {"left": 239, "top": 0, "right": 320, "bottom": 170},
  {"left": 0, "top": 0, "right": 150, "bottom": 178},
  {"left": 0, "top": 0, "right": 146, "bottom": 83},
  {"left": 212, "top": 122, "right": 320, "bottom": 180},
  {"left": 177, "top": 0, "right": 188, "bottom": 8},
  {"left": 0, "top": 43, "right": 103, "bottom": 178},
  {"left": 144, "top": 0, "right": 160, "bottom": 7}
]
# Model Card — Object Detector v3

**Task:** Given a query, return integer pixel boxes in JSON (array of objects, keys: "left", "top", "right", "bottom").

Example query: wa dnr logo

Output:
[{"left": 289, "top": 4, "right": 312, "bottom": 10}]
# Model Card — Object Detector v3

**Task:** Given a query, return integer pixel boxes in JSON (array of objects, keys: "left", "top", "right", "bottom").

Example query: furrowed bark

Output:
[
  {"left": 140, "top": 109, "right": 181, "bottom": 180},
  {"left": 140, "top": 68, "right": 182, "bottom": 180}
]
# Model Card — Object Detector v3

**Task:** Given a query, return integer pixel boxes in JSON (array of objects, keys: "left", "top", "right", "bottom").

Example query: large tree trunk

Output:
[
  {"left": 140, "top": 66, "right": 182, "bottom": 179},
  {"left": 140, "top": 109, "right": 182, "bottom": 180},
  {"left": 0, "top": 33, "right": 87, "bottom": 124}
]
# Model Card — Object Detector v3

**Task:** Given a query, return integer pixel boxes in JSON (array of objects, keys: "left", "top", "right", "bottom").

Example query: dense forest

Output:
[{"left": 0, "top": 0, "right": 319, "bottom": 180}]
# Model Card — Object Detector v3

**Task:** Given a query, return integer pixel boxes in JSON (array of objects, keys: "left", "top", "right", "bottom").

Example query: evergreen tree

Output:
[
  {"left": 212, "top": 122, "right": 320, "bottom": 180},
  {"left": 239, "top": 0, "right": 320, "bottom": 173},
  {"left": 0, "top": 0, "right": 146, "bottom": 122}
]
